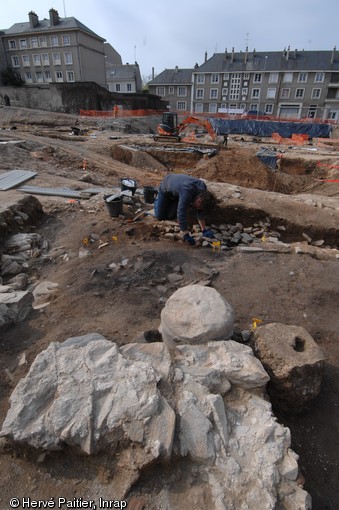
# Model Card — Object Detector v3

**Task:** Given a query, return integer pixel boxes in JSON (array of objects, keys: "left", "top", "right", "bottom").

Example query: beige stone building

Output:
[
  {"left": 148, "top": 47, "right": 339, "bottom": 121},
  {"left": 0, "top": 9, "right": 107, "bottom": 88}
]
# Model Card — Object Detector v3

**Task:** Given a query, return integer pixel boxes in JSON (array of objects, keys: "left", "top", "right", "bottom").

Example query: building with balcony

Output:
[
  {"left": 0, "top": 8, "right": 107, "bottom": 88},
  {"left": 148, "top": 47, "right": 339, "bottom": 121}
]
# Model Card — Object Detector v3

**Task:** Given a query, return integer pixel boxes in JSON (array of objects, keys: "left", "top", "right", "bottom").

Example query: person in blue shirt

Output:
[{"left": 154, "top": 173, "right": 216, "bottom": 245}]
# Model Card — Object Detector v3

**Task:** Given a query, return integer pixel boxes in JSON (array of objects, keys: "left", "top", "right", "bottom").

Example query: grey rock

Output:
[
  {"left": 252, "top": 323, "right": 325, "bottom": 413},
  {"left": 159, "top": 285, "right": 234, "bottom": 348}
]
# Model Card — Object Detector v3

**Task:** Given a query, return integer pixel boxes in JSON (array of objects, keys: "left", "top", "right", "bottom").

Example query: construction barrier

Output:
[{"left": 80, "top": 108, "right": 162, "bottom": 118}]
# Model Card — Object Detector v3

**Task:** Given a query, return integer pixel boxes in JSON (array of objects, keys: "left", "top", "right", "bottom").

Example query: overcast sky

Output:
[{"left": 2, "top": 0, "right": 338, "bottom": 79}]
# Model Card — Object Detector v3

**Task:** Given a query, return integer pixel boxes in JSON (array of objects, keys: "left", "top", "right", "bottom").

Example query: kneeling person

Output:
[{"left": 154, "top": 173, "right": 216, "bottom": 245}]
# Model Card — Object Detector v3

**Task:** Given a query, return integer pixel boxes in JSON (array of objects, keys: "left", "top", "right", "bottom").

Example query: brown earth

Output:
[{"left": 0, "top": 107, "right": 338, "bottom": 510}]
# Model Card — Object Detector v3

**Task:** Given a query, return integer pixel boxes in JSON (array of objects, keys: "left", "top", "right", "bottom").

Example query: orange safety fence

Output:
[{"left": 80, "top": 109, "right": 162, "bottom": 117}]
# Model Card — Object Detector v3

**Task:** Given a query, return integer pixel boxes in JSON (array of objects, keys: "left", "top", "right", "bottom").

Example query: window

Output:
[
  {"left": 197, "top": 74, "right": 205, "bottom": 84},
  {"left": 307, "top": 105, "right": 317, "bottom": 118},
  {"left": 25, "top": 72, "right": 33, "bottom": 82},
  {"left": 298, "top": 73, "right": 308, "bottom": 83},
  {"left": 42, "top": 53, "right": 50, "bottom": 66},
  {"left": 9, "top": 40, "right": 16, "bottom": 49},
  {"left": 250, "top": 104, "right": 258, "bottom": 111},
  {"left": 209, "top": 103, "right": 217, "bottom": 113},
  {"left": 223, "top": 73, "right": 230, "bottom": 80},
  {"left": 36, "top": 71, "right": 44, "bottom": 83},
  {"left": 62, "top": 35, "right": 71, "bottom": 45},
  {"left": 253, "top": 73, "right": 262, "bottom": 83},
  {"left": 241, "top": 87, "right": 248, "bottom": 96},
  {"left": 22, "top": 55, "right": 30, "bottom": 67},
  {"left": 66, "top": 71, "right": 75, "bottom": 82},
  {"left": 156, "top": 86, "right": 165, "bottom": 96},
  {"left": 283, "top": 72, "right": 293, "bottom": 83},
  {"left": 19, "top": 39, "right": 27, "bottom": 49},
  {"left": 39, "top": 37, "right": 47, "bottom": 47},
  {"left": 116, "top": 84, "right": 121, "bottom": 92},
  {"left": 211, "top": 74, "right": 219, "bottom": 83},
  {"left": 251, "top": 88, "right": 260, "bottom": 99},
  {"left": 195, "top": 103, "right": 203, "bottom": 113},
  {"left": 222, "top": 88, "right": 228, "bottom": 96},
  {"left": 178, "top": 86, "right": 187, "bottom": 96},
  {"left": 45, "top": 71, "right": 52, "bottom": 82},
  {"left": 127, "top": 83, "right": 132, "bottom": 92},
  {"left": 169, "top": 86, "right": 174, "bottom": 94},
  {"left": 64, "top": 52, "right": 73, "bottom": 65},
  {"left": 311, "top": 88, "right": 321, "bottom": 99},
  {"left": 51, "top": 35, "right": 59, "bottom": 47},
  {"left": 55, "top": 71, "right": 63, "bottom": 82},
  {"left": 265, "top": 104, "right": 273, "bottom": 114},
  {"left": 269, "top": 73, "right": 279, "bottom": 84},
  {"left": 52, "top": 53, "right": 61, "bottom": 65},
  {"left": 266, "top": 88, "right": 276, "bottom": 99},
  {"left": 243, "top": 73, "right": 250, "bottom": 80},
  {"left": 11, "top": 56, "right": 20, "bottom": 67},
  {"left": 230, "top": 74, "right": 241, "bottom": 100},
  {"left": 30, "top": 37, "right": 38, "bottom": 48},
  {"left": 32, "top": 54, "right": 41, "bottom": 66},
  {"left": 210, "top": 88, "right": 218, "bottom": 99},
  {"left": 196, "top": 89, "right": 204, "bottom": 99},
  {"left": 177, "top": 101, "right": 186, "bottom": 110},
  {"left": 295, "top": 88, "right": 304, "bottom": 98},
  {"left": 314, "top": 72, "right": 324, "bottom": 83},
  {"left": 281, "top": 88, "right": 290, "bottom": 98}
]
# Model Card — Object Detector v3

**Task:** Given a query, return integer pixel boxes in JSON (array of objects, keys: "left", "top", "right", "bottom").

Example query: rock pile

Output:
[{"left": 1, "top": 285, "right": 312, "bottom": 509}]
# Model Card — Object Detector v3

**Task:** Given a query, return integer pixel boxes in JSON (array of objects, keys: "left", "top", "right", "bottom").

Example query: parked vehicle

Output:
[{"left": 241, "top": 110, "right": 271, "bottom": 120}]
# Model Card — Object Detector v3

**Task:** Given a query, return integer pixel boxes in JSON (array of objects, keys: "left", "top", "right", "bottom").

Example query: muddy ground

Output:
[{"left": 0, "top": 107, "right": 338, "bottom": 510}]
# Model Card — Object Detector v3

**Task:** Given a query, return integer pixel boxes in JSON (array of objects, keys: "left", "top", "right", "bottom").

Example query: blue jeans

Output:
[{"left": 154, "top": 190, "right": 178, "bottom": 221}]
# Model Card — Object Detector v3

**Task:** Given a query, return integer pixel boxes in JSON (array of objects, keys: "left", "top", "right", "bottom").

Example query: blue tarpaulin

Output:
[{"left": 208, "top": 118, "right": 332, "bottom": 139}]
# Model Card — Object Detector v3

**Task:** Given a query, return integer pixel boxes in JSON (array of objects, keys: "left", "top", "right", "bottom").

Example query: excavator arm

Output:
[{"left": 177, "top": 117, "right": 217, "bottom": 141}]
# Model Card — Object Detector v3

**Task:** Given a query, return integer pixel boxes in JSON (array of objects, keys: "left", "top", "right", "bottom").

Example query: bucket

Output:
[
  {"left": 120, "top": 178, "right": 137, "bottom": 195},
  {"left": 143, "top": 185, "right": 158, "bottom": 204},
  {"left": 104, "top": 195, "right": 123, "bottom": 217}
]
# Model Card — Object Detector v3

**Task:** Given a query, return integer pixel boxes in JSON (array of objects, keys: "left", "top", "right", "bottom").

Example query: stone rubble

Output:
[{"left": 0, "top": 284, "right": 312, "bottom": 510}]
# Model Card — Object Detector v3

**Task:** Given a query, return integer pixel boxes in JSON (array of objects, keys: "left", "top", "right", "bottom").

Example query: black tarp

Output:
[
  {"left": 256, "top": 148, "right": 281, "bottom": 170},
  {"left": 208, "top": 118, "right": 332, "bottom": 139}
]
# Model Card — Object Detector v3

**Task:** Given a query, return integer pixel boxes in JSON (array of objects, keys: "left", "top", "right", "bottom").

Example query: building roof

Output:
[
  {"left": 3, "top": 16, "right": 105, "bottom": 41},
  {"left": 106, "top": 64, "right": 140, "bottom": 81},
  {"left": 149, "top": 68, "right": 193, "bottom": 85},
  {"left": 196, "top": 49, "right": 339, "bottom": 73}
]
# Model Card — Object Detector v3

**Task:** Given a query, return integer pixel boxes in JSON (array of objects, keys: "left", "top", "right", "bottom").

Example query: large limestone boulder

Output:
[
  {"left": 0, "top": 333, "right": 176, "bottom": 460},
  {"left": 1, "top": 330, "right": 311, "bottom": 509},
  {"left": 252, "top": 322, "right": 325, "bottom": 413},
  {"left": 0, "top": 287, "right": 33, "bottom": 329},
  {"left": 159, "top": 284, "right": 234, "bottom": 348}
]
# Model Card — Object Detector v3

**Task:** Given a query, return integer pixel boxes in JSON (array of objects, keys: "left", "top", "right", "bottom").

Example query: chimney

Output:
[
  {"left": 294, "top": 48, "right": 298, "bottom": 59},
  {"left": 244, "top": 45, "right": 248, "bottom": 63},
  {"left": 331, "top": 46, "right": 337, "bottom": 64},
  {"left": 28, "top": 11, "right": 39, "bottom": 28},
  {"left": 231, "top": 47, "right": 235, "bottom": 63},
  {"left": 205, "top": 51, "right": 208, "bottom": 62},
  {"left": 152, "top": 67, "right": 154, "bottom": 80},
  {"left": 49, "top": 8, "right": 60, "bottom": 26},
  {"left": 175, "top": 65, "right": 178, "bottom": 73},
  {"left": 285, "top": 45, "right": 290, "bottom": 60}
]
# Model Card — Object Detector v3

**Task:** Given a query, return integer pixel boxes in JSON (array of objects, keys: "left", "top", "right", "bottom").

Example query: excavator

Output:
[{"left": 154, "top": 112, "right": 218, "bottom": 143}]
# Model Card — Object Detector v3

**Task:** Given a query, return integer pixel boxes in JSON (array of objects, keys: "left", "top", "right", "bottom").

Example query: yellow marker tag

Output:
[
  {"left": 82, "top": 237, "right": 89, "bottom": 246},
  {"left": 252, "top": 317, "right": 263, "bottom": 329},
  {"left": 112, "top": 236, "right": 118, "bottom": 243},
  {"left": 212, "top": 241, "right": 221, "bottom": 251},
  {"left": 261, "top": 235, "right": 266, "bottom": 242}
]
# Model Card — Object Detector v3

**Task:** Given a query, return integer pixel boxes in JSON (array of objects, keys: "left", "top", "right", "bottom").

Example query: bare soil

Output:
[{"left": 0, "top": 107, "right": 338, "bottom": 510}]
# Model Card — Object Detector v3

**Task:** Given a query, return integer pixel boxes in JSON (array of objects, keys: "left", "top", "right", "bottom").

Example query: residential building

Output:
[
  {"left": 106, "top": 62, "right": 142, "bottom": 94},
  {"left": 0, "top": 9, "right": 107, "bottom": 88},
  {"left": 148, "top": 67, "right": 194, "bottom": 112},
  {"left": 148, "top": 48, "right": 339, "bottom": 121}
]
